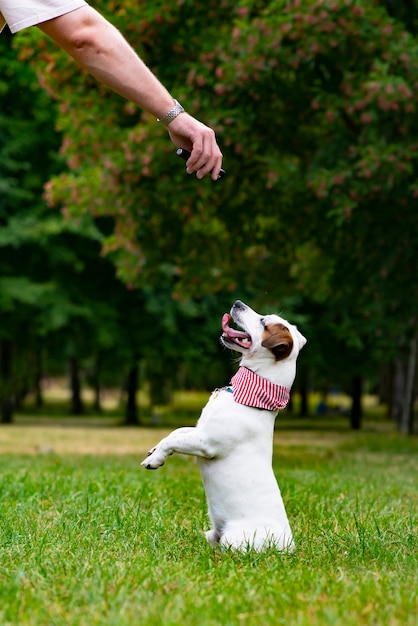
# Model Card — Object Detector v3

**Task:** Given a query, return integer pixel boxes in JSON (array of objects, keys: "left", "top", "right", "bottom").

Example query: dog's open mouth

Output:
[{"left": 221, "top": 313, "right": 252, "bottom": 349}]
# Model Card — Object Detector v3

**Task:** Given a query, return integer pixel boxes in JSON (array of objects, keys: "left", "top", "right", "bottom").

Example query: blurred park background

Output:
[{"left": 0, "top": 0, "right": 417, "bottom": 435}]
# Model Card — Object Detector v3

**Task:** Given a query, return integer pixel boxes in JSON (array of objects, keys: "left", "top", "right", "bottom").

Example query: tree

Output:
[
  {"left": 0, "top": 30, "right": 66, "bottom": 421},
  {"left": 0, "top": 31, "right": 142, "bottom": 422},
  {"left": 197, "top": 0, "right": 418, "bottom": 429},
  {"left": 18, "top": 0, "right": 418, "bottom": 431}
]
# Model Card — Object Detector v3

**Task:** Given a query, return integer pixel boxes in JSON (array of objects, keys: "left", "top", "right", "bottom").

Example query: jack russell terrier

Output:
[{"left": 141, "top": 300, "right": 307, "bottom": 551}]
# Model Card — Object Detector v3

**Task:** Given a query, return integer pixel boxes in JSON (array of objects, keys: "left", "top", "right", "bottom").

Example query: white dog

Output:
[{"left": 141, "top": 300, "right": 307, "bottom": 551}]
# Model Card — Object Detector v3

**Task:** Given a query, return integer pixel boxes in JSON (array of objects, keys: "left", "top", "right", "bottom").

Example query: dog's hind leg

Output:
[
  {"left": 205, "top": 529, "right": 221, "bottom": 547},
  {"left": 219, "top": 526, "right": 294, "bottom": 553}
]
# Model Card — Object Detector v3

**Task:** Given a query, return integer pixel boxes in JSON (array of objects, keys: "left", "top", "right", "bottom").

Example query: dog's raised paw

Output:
[
  {"left": 141, "top": 459, "right": 157, "bottom": 470},
  {"left": 142, "top": 462, "right": 160, "bottom": 470},
  {"left": 141, "top": 452, "right": 165, "bottom": 470}
]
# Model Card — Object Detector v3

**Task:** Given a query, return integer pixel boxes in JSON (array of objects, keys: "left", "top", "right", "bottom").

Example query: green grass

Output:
[{"left": 0, "top": 425, "right": 417, "bottom": 625}]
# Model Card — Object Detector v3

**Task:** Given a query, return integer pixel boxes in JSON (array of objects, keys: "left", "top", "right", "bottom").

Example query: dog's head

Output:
[{"left": 221, "top": 300, "right": 306, "bottom": 386}]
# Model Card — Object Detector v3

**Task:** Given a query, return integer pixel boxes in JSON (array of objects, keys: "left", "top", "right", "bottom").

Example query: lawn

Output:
[{"left": 0, "top": 418, "right": 417, "bottom": 626}]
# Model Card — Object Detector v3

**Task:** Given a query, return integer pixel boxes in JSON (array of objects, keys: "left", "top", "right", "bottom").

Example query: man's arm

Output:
[{"left": 38, "top": 5, "right": 223, "bottom": 180}]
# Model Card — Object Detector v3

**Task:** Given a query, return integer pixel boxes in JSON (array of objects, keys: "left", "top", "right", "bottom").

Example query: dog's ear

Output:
[{"left": 261, "top": 323, "right": 294, "bottom": 361}]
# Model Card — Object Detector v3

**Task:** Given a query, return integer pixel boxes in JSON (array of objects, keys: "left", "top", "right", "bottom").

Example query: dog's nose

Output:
[{"left": 234, "top": 300, "right": 245, "bottom": 309}]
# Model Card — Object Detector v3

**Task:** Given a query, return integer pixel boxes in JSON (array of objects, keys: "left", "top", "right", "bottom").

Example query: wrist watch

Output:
[{"left": 157, "top": 99, "right": 185, "bottom": 125}]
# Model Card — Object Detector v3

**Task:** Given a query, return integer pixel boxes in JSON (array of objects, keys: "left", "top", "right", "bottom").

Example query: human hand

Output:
[
  {"left": 167, "top": 113, "right": 223, "bottom": 181},
  {"left": 176, "top": 148, "right": 225, "bottom": 180}
]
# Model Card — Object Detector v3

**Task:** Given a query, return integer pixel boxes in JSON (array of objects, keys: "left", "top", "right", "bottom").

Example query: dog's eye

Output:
[{"left": 261, "top": 318, "right": 269, "bottom": 330}]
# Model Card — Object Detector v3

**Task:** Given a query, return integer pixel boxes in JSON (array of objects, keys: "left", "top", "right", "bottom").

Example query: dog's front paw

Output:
[{"left": 141, "top": 446, "right": 166, "bottom": 470}]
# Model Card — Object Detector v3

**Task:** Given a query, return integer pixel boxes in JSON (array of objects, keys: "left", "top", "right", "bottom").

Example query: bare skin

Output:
[{"left": 38, "top": 6, "right": 223, "bottom": 180}]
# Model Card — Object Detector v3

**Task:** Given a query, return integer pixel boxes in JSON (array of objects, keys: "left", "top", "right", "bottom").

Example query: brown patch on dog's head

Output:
[{"left": 261, "top": 323, "right": 294, "bottom": 361}]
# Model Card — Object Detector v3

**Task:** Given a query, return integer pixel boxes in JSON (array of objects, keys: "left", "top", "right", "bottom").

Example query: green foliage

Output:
[
  {"left": 0, "top": 32, "right": 147, "bottom": 417},
  {"left": 19, "top": 2, "right": 417, "bottom": 342},
  {"left": 215, "top": 0, "right": 418, "bottom": 343},
  {"left": 0, "top": 426, "right": 416, "bottom": 625},
  {"left": 2, "top": 0, "right": 416, "bottom": 421}
]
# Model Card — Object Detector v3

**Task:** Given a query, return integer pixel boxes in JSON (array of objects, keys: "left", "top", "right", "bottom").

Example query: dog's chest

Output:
[{"left": 197, "top": 388, "right": 275, "bottom": 444}]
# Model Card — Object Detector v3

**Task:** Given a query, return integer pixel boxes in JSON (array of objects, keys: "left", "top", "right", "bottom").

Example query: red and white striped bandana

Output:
[{"left": 231, "top": 366, "right": 290, "bottom": 411}]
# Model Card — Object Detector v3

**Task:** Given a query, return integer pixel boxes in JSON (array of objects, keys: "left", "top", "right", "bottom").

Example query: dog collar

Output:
[{"left": 230, "top": 366, "right": 290, "bottom": 411}]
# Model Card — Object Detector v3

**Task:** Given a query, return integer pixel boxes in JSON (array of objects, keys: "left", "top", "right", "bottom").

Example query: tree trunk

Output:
[
  {"left": 69, "top": 356, "right": 84, "bottom": 415},
  {"left": 377, "top": 363, "right": 392, "bottom": 417},
  {"left": 35, "top": 349, "right": 43, "bottom": 408},
  {"left": 400, "top": 333, "right": 417, "bottom": 435},
  {"left": 91, "top": 352, "right": 102, "bottom": 413},
  {"left": 0, "top": 340, "right": 14, "bottom": 423},
  {"left": 390, "top": 335, "right": 417, "bottom": 435},
  {"left": 391, "top": 355, "right": 405, "bottom": 429},
  {"left": 298, "top": 368, "right": 309, "bottom": 417},
  {"left": 350, "top": 375, "right": 362, "bottom": 430},
  {"left": 125, "top": 362, "right": 140, "bottom": 425}
]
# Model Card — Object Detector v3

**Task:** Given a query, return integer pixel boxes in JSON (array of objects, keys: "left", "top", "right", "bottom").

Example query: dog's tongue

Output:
[{"left": 222, "top": 313, "right": 249, "bottom": 339}]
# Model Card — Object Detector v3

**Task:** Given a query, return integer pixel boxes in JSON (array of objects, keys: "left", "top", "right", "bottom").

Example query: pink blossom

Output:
[
  {"left": 377, "top": 97, "right": 391, "bottom": 111},
  {"left": 355, "top": 100, "right": 367, "bottom": 111},
  {"left": 360, "top": 112, "right": 373, "bottom": 124},
  {"left": 333, "top": 173, "right": 346, "bottom": 185},
  {"left": 186, "top": 69, "right": 196, "bottom": 85},
  {"left": 398, "top": 83, "right": 412, "bottom": 98},
  {"left": 232, "top": 27, "right": 241, "bottom": 40},
  {"left": 352, "top": 6, "right": 364, "bottom": 17}
]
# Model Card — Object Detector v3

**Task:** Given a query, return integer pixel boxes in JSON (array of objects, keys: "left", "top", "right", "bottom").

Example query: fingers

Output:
[
  {"left": 186, "top": 131, "right": 223, "bottom": 181},
  {"left": 176, "top": 148, "right": 226, "bottom": 180},
  {"left": 168, "top": 114, "right": 223, "bottom": 180}
]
